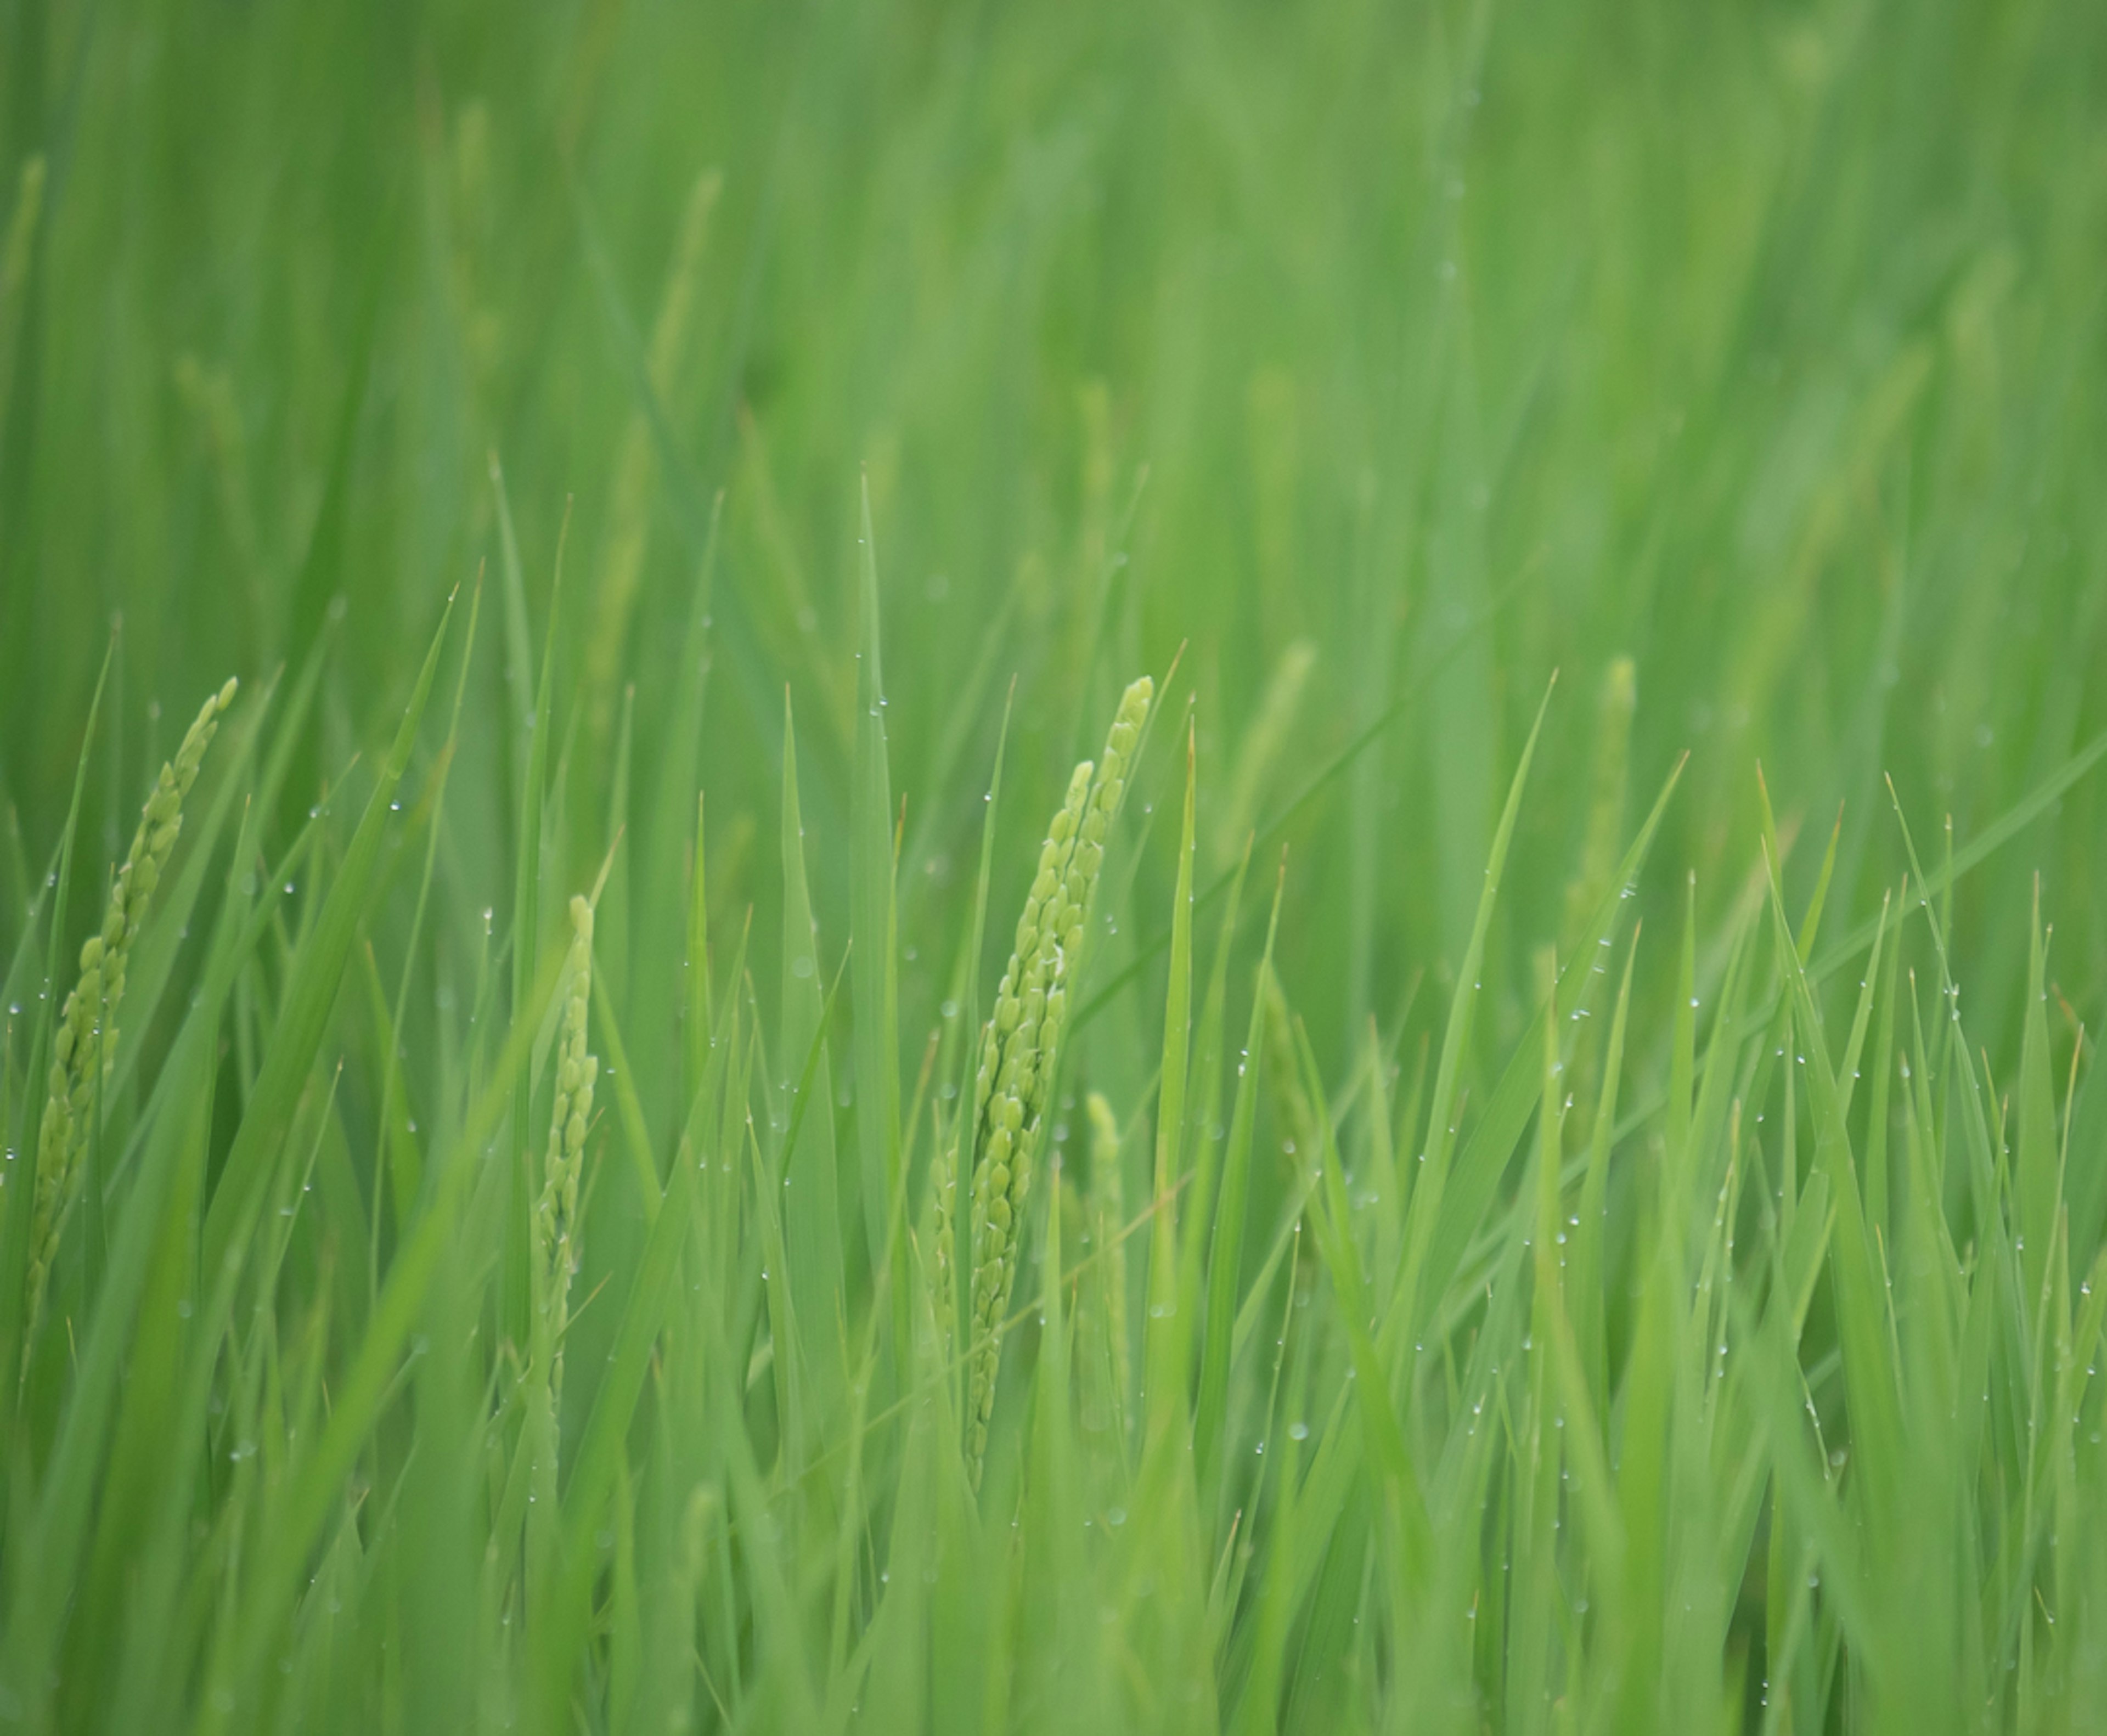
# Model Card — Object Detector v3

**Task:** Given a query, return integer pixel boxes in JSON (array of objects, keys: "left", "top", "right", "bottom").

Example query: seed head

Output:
[
  {"left": 959, "top": 675, "right": 1150, "bottom": 1485},
  {"left": 531, "top": 896, "right": 600, "bottom": 1402},
  {"left": 25, "top": 677, "right": 236, "bottom": 1355}
]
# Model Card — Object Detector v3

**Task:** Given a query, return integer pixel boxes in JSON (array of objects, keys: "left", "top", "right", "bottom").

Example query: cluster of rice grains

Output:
[
  {"left": 933, "top": 676, "right": 1151, "bottom": 1486},
  {"left": 532, "top": 895, "right": 600, "bottom": 1396},
  {"left": 24, "top": 679, "right": 237, "bottom": 1351}
]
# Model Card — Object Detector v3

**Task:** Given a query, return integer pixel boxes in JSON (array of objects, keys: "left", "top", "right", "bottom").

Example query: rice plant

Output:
[{"left": 3, "top": 1, "right": 2107, "bottom": 1732}]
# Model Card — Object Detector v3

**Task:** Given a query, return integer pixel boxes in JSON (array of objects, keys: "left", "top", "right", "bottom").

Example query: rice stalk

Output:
[
  {"left": 1082, "top": 1090, "right": 1130, "bottom": 1450},
  {"left": 24, "top": 677, "right": 236, "bottom": 1351},
  {"left": 961, "top": 675, "right": 1151, "bottom": 1484}
]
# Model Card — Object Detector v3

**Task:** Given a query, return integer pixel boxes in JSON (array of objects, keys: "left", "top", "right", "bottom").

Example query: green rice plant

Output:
[
  {"left": 951, "top": 675, "right": 1151, "bottom": 1483},
  {"left": 23, "top": 677, "right": 235, "bottom": 1351},
  {"left": 532, "top": 893, "right": 600, "bottom": 1396},
  {"left": 4, "top": 4, "right": 2107, "bottom": 1728}
]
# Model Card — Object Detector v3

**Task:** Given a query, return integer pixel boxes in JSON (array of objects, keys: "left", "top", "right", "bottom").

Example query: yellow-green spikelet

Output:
[
  {"left": 929, "top": 1121, "right": 961, "bottom": 1360},
  {"left": 962, "top": 676, "right": 1150, "bottom": 1480},
  {"left": 25, "top": 678, "right": 236, "bottom": 1342},
  {"left": 533, "top": 895, "right": 600, "bottom": 1389}
]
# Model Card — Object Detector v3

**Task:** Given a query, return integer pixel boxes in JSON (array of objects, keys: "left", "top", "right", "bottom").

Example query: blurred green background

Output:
[{"left": 4, "top": 0, "right": 2105, "bottom": 1116}]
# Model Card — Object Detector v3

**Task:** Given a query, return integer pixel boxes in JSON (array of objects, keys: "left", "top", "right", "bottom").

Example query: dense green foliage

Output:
[{"left": 4, "top": 0, "right": 2107, "bottom": 1729}]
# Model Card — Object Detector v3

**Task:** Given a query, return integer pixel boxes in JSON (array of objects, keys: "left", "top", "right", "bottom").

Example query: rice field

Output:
[{"left": 4, "top": 0, "right": 2107, "bottom": 1730}]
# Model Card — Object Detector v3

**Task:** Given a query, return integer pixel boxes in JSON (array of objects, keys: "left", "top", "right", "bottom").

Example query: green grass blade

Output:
[
  {"left": 1394, "top": 678, "right": 1556, "bottom": 1330},
  {"left": 778, "top": 691, "right": 846, "bottom": 1400},
  {"left": 849, "top": 476, "right": 904, "bottom": 1346},
  {"left": 1195, "top": 854, "right": 1285, "bottom": 1509},
  {"left": 199, "top": 592, "right": 455, "bottom": 1284},
  {"left": 1410, "top": 745, "right": 1684, "bottom": 1338},
  {"left": 1141, "top": 718, "right": 1197, "bottom": 1442}
]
